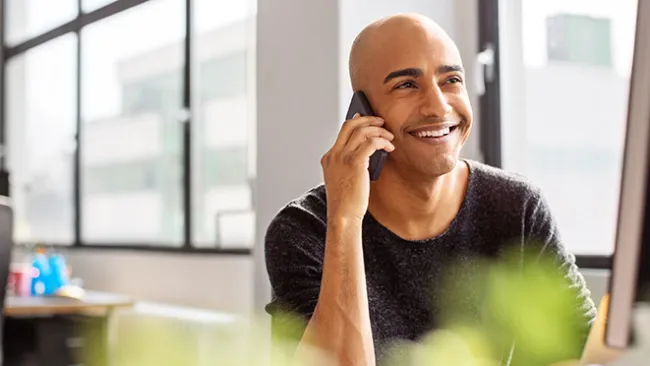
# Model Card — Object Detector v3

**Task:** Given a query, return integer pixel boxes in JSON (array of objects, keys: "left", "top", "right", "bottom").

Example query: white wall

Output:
[
  {"left": 254, "top": 0, "right": 342, "bottom": 311},
  {"left": 64, "top": 249, "right": 254, "bottom": 313},
  {"left": 62, "top": 0, "right": 609, "bottom": 314}
]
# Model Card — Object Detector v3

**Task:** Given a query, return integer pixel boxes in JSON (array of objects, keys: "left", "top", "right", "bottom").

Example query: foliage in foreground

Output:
[{"left": 79, "top": 245, "right": 590, "bottom": 366}]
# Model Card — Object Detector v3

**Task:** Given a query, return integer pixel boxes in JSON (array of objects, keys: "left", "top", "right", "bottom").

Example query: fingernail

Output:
[{"left": 353, "top": 113, "right": 360, "bottom": 118}]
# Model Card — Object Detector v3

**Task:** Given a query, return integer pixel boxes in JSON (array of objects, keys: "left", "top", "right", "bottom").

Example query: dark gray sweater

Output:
[{"left": 264, "top": 159, "right": 597, "bottom": 365}]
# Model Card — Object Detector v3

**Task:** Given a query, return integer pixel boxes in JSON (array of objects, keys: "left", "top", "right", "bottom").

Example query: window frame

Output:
[
  {"left": 0, "top": 0, "right": 252, "bottom": 255},
  {"left": 478, "top": 0, "right": 612, "bottom": 269}
]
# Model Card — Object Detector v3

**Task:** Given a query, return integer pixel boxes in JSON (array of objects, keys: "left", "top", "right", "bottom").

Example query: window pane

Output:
[
  {"left": 82, "top": 0, "right": 117, "bottom": 13},
  {"left": 6, "top": 34, "right": 77, "bottom": 244},
  {"left": 500, "top": 0, "right": 638, "bottom": 255},
  {"left": 80, "top": 0, "right": 185, "bottom": 245},
  {"left": 5, "top": 0, "right": 77, "bottom": 46},
  {"left": 191, "top": 0, "right": 256, "bottom": 248}
]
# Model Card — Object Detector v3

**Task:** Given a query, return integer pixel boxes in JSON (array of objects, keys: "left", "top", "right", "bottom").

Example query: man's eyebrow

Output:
[
  {"left": 382, "top": 65, "right": 465, "bottom": 84},
  {"left": 383, "top": 68, "right": 423, "bottom": 84},
  {"left": 437, "top": 64, "right": 465, "bottom": 75}
]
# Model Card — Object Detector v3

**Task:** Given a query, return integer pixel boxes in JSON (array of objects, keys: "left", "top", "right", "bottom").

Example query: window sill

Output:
[
  {"left": 15, "top": 242, "right": 252, "bottom": 256},
  {"left": 576, "top": 255, "right": 612, "bottom": 270}
]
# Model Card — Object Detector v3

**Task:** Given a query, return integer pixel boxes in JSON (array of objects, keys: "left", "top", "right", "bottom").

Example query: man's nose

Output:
[{"left": 419, "top": 85, "right": 452, "bottom": 118}]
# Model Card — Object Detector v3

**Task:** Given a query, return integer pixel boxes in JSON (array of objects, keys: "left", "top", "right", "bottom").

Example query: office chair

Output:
[{"left": 0, "top": 170, "right": 15, "bottom": 365}]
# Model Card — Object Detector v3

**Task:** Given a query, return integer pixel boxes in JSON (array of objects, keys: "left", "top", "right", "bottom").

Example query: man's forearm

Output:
[{"left": 295, "top": 218, "right": 375, "bottom": 366}]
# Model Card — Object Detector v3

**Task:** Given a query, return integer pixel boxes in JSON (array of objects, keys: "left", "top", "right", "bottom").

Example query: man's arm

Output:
[
  {"left": 297, "top": 217, "right": 374, "bottom": 365},
  {"left": 524, "top": 188, "right": 598, "bottom": 352},
  {"left": 265, "top": 208, "right": 375, "bottom": 366},
  {"left": 266, "top": 114, "right": 394, "bottom": 366}
]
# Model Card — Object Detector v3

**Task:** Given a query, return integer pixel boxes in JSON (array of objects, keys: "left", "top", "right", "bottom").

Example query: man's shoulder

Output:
[
  {"left": 265, "top": 184, "right": 328, "bottom": 241},
  {"left": 467, "top": 159, "right": 538, "bottom": 190},
  {"left": 466, "top": 159, "right": 543, "bottom": 203},
  {"left": 281, "top": 184, "right": 328, "bottom": 221}
]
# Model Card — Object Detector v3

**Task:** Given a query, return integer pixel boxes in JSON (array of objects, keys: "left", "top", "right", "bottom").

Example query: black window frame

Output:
[
  {"left": 0, "top": 0, "right": 252, "bottom": 255},
  {"left": 478, "top": 0, "right": 612, "bottom": 269}
]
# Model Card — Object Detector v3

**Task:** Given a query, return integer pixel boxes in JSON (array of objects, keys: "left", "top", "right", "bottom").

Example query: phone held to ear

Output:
[{"left": 346, "top": 91, "right": 388, "bottom": 181}]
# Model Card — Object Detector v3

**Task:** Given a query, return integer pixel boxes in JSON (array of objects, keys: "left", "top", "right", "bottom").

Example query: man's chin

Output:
[
  {"left": 407, "top": 154, "right": 459, "bottom": 179},
  {"left": 428, "top": 156, "right": 459, "bottom": 177},
  {"left": 389, "top": 148, "right": 462, "bottom": 179}
]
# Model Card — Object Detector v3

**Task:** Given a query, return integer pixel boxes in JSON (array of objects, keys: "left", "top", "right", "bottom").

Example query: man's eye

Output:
[
  {"left": 446, "top": 76, "right": 462, "bottom": 84},
  {"left": 396, "top": 81, "right": 415, "bottom": 89}
]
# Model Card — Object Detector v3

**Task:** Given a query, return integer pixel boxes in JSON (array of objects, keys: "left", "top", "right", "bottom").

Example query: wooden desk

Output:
[
  {"left": 4, "top": 291, "right": 134, "bottom": 317},
  {"left": 3, "top": 291, "right": 133, "bottom": 366}
]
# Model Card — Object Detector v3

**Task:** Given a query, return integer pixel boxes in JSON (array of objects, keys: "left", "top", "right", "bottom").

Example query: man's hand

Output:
[{"left": 320, "top": 114, "right": 394, "bottom": 223}]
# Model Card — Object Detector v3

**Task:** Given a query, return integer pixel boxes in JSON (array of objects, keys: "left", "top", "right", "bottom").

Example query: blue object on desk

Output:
[
  {"left": 49, "top": 253, "right": 70, "bottom": 290},
  {"left": 32, "top": 250, "right": 52, "bottom": 296},
  {"left": 31, "top": 251, "right": 50, "bottom": 295},
  {"left": 30, "top": 250, "right": 66, "bottom": 296}
]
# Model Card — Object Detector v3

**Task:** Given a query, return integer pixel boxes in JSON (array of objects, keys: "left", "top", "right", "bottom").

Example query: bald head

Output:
[
  {"left": 349, "top": 13, "right": 460, "bottom": 91},
  {"left": 343, "top": 13, "right": 472, "bottom": 178}
]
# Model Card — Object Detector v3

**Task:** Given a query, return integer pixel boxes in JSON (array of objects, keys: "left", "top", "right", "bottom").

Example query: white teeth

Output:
[{"left": 415, "top": 127, "right": 452, "bottom": 138}]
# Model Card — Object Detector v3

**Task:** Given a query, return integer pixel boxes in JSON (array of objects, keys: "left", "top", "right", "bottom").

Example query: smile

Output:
[{"left": 408, "top": 124, "right": 460, "bottom": 143}]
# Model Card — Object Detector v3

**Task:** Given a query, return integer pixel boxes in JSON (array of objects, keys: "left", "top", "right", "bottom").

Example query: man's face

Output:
[{"left": 362, "top": 24, "right": 473, "bottom": 178}]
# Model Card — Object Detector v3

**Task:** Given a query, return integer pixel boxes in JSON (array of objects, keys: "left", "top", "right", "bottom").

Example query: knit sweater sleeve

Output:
[
  {"left": 263, "top": 196, "right": 329, "bottom": 358},
  {"left": 520, "top": 187, "right": 598, "bottom": 361}
]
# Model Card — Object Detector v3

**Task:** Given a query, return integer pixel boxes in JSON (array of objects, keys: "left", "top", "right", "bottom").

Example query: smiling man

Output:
[{"left": 264, "top": 13, "right": 596, "bottom": 366}]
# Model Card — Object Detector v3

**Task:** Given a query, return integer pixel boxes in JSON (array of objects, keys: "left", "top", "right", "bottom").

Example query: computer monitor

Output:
[
  {"left": 605, "top": 0, "right": 650, "bottom": 349},
  {"left": 0, "top": 192, "right": 13, "bottom": 364}
]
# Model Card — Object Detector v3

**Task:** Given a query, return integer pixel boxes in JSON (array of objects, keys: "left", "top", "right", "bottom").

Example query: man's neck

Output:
[{"left": 367, "top": 160, "right": 469, "bottom": 241}]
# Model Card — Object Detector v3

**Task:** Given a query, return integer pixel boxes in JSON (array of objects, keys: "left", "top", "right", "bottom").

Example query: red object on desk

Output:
[{"left": 7, "top": 263, "right": 34, "bottom": 297}]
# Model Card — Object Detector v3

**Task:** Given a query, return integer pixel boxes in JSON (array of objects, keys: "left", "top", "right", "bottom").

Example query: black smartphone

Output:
[{"left": 345, "top": 91, "right": 388, "bottom": 181}]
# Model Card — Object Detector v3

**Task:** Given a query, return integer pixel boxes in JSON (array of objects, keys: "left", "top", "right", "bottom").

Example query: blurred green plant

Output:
[
  {"left": 77, "top": 244, "right": 589, "bottom": 366},
  {"left": 433, "top": 243, "right": 589, "bottom": 366}
]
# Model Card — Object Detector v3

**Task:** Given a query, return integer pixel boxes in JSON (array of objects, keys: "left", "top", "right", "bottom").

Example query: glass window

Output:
[
  {"left": 4, "top": 0, "right": 77, "bottom": 46},
  {"left": 499, "top": 0, "right": 638, "bottom": 255},
  {"left": 5, "top": 34, "right": 77, "bottom": 244},
  {"left": 80, "top": 0, "right": 185, "bottom": 245},
  {"left": 191, "top": 0, "right": 256, "bottom": 248}
]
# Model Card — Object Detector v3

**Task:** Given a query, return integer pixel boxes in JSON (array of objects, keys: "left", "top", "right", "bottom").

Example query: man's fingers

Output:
[
  {"left": 333, "top": 115, "right": 385, "bottom": 150},
  {"left": 355, "top": 137, "right": 395, "bottom": 162},
  {"left": 346, "top": 126, "right": 394, "bottom": 153}
]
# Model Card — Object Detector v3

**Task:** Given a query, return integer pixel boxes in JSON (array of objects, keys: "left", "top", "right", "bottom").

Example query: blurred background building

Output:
[{"left": 6, "top": 0, "right": 255, "bottom": 248}]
